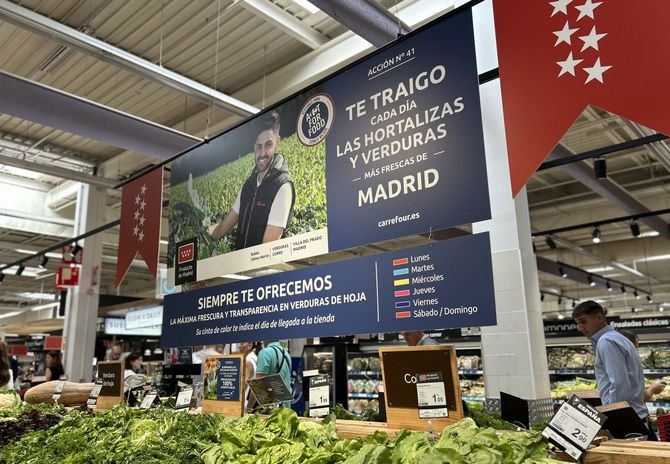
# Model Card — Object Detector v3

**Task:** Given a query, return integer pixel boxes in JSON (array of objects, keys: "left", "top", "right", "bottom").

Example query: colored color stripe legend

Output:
[
  {"left": 393, "top": 278, "right": 409, "bottom": 286},
  {"left": 394, "top": 289, "right": 410, "bottom": 297},
  {"left": 395, "top": 311, "right": 411, "bottom": 319},
  {"left": 395, "top": 301, "right": 410, "bottom": 309},
  {"left": 392, "top": 258, "right": 408, "bottom": 266},
  {"left": 393, "top": 268, "right": 409, "bottom": 276}
]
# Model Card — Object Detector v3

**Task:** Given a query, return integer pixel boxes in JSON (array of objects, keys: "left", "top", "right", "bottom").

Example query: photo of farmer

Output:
[{"left": 209, "top": 110, "right": 295, "bottom": 249}]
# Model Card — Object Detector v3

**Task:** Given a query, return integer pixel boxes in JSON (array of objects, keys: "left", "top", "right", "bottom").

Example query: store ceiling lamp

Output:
[
  {"left": 557, "top": 313, "right": 565, "bottom": 320},
  {"left": 558, "top": 265, "right": 568, "bottom": 278},
  {"left": 540, "top": 293, "right": 545, "bottom": 302},
  {"left": 38, "top": 255, "right": 49, "bottom": 269},
  {"left": 647, "top": 294, "right": 653, "bottom": 303},
  {"left": 558, "top": 296, "right": 563, "bottom": 305},
  {"left": 592, "top": 226, "right": 601, "bottom": 243},
  {"left": 69, "top": 243, "right": 82, "bottom": 258},
  {"left": 630, "top": 220, "right": 640, "bottom": 237},
  {"left": 545, "top": 235, "right": 557, "bottom": 249},
  {"left": 15, "top": 263, "right": 25, "bottom": 276},
  {"left": 634, "top": 290, "right": 640, "bottom": 299},
  {"left": 606, "top": 281, "right": 612, "bottom": 291},
  {"left": 594, "top": 157, "right": 607, "bottom": 179},
  {"left": 0, "top": 272, "right": 4, "bottom": 283},
  {"left": 572, "top": 300, "right": 576, "bottom": 309},
  {"left": 587, "top": 275, "right": 596, "bottom": 287},
  {"left": 621, "top": 285, "right": 627, "bottom": 294}
]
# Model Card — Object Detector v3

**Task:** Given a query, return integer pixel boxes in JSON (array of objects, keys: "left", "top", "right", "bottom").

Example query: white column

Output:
[
  {"left": 62, "top": 183, "right": 106, "bottom": 382},
  {"left": 470, "top": 0, "right": 552, "bottom": 422}
]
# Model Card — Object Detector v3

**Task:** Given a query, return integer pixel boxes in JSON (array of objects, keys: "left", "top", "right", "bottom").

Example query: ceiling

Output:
[{"left": 0, "top": 0, "right": 667, "bottom": 336}]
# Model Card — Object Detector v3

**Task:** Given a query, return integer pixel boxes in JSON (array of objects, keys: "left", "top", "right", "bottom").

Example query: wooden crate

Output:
[{"left": 583, "top": 439, "right": 670, "bottom": 463}]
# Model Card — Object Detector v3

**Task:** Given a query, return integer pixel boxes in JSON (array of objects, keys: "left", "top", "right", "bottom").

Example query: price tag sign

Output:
[
  {"left": 175, "top": 386, "right": 194, "bottom": 410},
  {"left": 140, "top": 391, "right": 158, "bottom": 410},
  {"left": 308, "top": 375, "right": 330, "bottom": 417},
  {"left": 542, "top": 395, "right": 606, "bottom": 460},
  {"left": 416, "top": 372, "right": 449, "bottom": 419},
  {"left": 87, "top": 379, "right": 104, "bottom": 406},
  {"left": 52, "top": 380, "right": 66, "bottom": 402}
]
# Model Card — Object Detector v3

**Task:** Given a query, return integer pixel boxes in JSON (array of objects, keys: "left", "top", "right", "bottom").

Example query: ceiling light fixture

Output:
[
  {"left": 558, "top": 265, "right": 568, "bottom": 278},
  {"left": 647, "top": 294, "right": 653, "bottom": 303},
  {"left": 606, "top": 281, "right": 612, "bottom": 291},
  {"left": 69, "top": 243, "right": 82, "bottom": 258},
  {"left": 592, "top": 226, "right": 601, "bottom": 243},
  {"left": 0, "top": 272, "right": 4, "bottom": 283},
  {"left": 38, "top": 255, "right": 49, "bottom": 269},
  {"left": 557, "top": 313, "right": 565, "bottom": 320},
  {"left": 634, "top": 290, "right": 640, "bottom": 299},
  {"left": 558, "top": 296, "right": 563, "bottom": 305},
  {"left": 594, "top": 157, "right": 607, "bottom": 179},
  {"left": 629, "top": 220, "right": 640, "bottom": 237},
  {"left": 545, "top": 235, "right": 557, "bottom": 249},
  {"left": 15, "top": 263, "right": 25, "bottom": 276},
  {"left": 540, "top": 293, "right": 545, "bottom": 302},
  {"left": 621, "top": 285, "right": 626, "bottom": 294},
  {"left": 572, "top": 300, "right": 576, "bottom": 309},
  {"left": 587, "top": 275, "right": 596, "bottom": 287}
]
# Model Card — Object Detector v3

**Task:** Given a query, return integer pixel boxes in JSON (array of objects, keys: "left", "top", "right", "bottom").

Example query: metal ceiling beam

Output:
[
  {"left": 0, "top": 0, "right": 259, "bottom": 117},
  {"left": 238, "top": 0, "right": 329, "bottom": 49},
  {"left": 309, "top": 0, "right": 411, "bottom": 47},
  {"left": 0, "top": 71, "right": 199, "bottom": 160},
  {"left": 552, "top": 236, "right": 659, "bottom": 284},
  {"left": 549, "top": 143, "right": 670, "bottom": 239},
  {"left": 0, "top": 152, "right": 116, "bottom": 188}
]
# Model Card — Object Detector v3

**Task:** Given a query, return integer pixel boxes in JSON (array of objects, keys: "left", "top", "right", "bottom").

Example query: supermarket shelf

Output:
[
  {"left": 549, "top": 368, "right": 670, "bottom": 375},
  {"left": 348, "top": 392, "right": 379, "bottom": 399},
  {"left": 650, "top": 401, "right": 670, "bottom": 407},
  {"left": 458, "top": 369, "right": 483, "bottom": 375},
  {"left": 462, "top": 396, "right": 486, "bottom": 402},
  {"left": 348, "top": 371, "right": 382, "bottom": 377}
]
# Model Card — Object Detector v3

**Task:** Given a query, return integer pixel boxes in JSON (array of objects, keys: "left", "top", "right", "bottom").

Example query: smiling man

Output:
[
  {"left": 210, "top": 110, "right": 295, "bottom": 249},
  {"left": 572, "top": 300, "right": 656, "bottom": 440}
]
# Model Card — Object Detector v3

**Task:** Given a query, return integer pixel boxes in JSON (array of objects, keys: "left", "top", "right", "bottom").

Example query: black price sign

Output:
[
  {"left": 247, "top": 374, "right": 292, "bottom": 406},
  {"left": 542, "top": 395, "right": 606, "bottom": 460}
]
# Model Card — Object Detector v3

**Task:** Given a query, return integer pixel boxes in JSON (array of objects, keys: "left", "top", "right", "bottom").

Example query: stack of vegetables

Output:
[{"left": 0, "top": 406, "right": 569, "bottom": 464}]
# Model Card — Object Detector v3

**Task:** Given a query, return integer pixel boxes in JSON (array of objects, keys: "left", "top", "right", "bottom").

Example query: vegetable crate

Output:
[{"left": 659, "top": 413, "right": 670, "bottom": 442}]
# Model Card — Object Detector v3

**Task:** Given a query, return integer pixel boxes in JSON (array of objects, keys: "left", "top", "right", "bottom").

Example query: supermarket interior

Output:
[{"left": 0, "top": 0, "right": 668, "bottom": 461}]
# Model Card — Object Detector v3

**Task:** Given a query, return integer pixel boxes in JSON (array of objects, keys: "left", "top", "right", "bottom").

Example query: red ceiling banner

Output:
[
  {"left": 493, "top": 0, "right": 670, "bottom": 196},
  {"left": 115, "top": 168, "right": 163, "bottom": 287},
  {"left": 55, "top": 266, "right": 79, "bottom": 290}
]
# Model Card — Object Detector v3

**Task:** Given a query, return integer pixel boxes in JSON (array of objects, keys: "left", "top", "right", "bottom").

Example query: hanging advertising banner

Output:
[
  {"left": 493, "top": 0, "right": 670, "bottom": 196},
  {"left": 162, "top": 233, "right": 496, "bottom": 347},
  {"left": 168, "top": 8, "right": 490, "bottom": 284}
]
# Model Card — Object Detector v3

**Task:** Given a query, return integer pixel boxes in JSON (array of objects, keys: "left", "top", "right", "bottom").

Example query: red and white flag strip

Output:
[
  {"left": 115, "top": 167, "right": 163, "bottom": 287},
  {"left": 493, "top": 0, "right": 670, "bottom": 196}
]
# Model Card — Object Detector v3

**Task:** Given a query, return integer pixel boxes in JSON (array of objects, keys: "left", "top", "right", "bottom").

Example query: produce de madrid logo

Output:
[{"left": 296, "top": 93, "right": 335, "bottom": 147}]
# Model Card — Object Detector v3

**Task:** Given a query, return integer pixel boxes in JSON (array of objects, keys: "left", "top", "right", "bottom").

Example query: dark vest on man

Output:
[{"left": 235, "top": 154, "right": 294, "bottom": 249}]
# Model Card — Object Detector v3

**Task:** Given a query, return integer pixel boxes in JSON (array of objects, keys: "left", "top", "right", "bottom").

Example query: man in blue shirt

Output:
[
  {"left": 572, "top": 300, "right": 656, "bottom": 440},
  {"left": 254, "top": 340, "right": 292, "bottom": 408}
]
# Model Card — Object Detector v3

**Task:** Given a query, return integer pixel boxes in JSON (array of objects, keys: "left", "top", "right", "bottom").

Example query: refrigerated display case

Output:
[{"left": 346, "top": 351, "right": 382, "bottom": 415}]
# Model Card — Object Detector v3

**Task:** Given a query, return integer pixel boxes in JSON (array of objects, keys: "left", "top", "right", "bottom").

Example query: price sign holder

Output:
[
  {"left": 247, "top": 373, "right": 292, "bottom": 406},
  {"left": 87, "top": 379, "right": 104, "bottom": 407},
  {"left": 175, "top": 385, "right": 194, "bottom": 410},
  {"left": 308, "top": 375, "right": 331, "bottom": 418},
  {"left": 416, "top": 372, "right": 449, "bottom": 419},
  {"left": 201, "top": 354, "right": 245, "bottom": 417},
  {"left": 500, "top": 391, "right": 530, "bottom": 429},
  {"left": 542, "top": 395, "right": 607, "bottom": 461},
  {"left": 96, "top": 361, "right": 124, "bottom": 410},
  {"left": 596, "top": 401, "right": 650, "bottom": 439},
  {"left": 380, "top": 345, "right": 463, "bottom": 431},
  {"left": 52, "top": 380, "right": 66, "bottom": 403},
  {"left": 140, "top": 390, "right": 159, "bottom": 410}
]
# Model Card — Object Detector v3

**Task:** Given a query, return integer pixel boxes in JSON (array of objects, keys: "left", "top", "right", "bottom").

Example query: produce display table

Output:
[{"left": 583, "top": 439, "right": 670, "bottom": 463}]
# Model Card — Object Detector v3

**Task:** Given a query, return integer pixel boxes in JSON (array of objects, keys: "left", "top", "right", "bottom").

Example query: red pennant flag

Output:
[
  {"left": 494, "top": 0, "right": 670, "bottom": 196},
  {"left": 115, "top": 168, "right": 163, "bottom": 287}
]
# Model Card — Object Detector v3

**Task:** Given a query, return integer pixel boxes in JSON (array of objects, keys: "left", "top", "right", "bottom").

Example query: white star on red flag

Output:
[
  {"left": 583, "top": 57, "right": 612, "bottom": 83},
  {"left": 579, "top": 26, "right": 607, "bottom": 52},
  {"left": 557, "top": 51, "right": 583, "bottom": 77},
  {"left": 549, "top": 0, "right": 573, "bottom": 17},
  {"left": 553, "top": 21, "right": 579, "bottom": 46},
  {"left": 575, "top": 0, "right": 603, "bottom": 21}
]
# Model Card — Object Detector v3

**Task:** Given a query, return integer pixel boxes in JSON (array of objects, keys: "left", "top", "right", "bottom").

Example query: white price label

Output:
[
  {"left": 140, "top": 392, "right": 158, "bottom": 410},
  {"left": 416, "top": 381, "right": 447, "bottom": 407},
  {"left": 89, "top": 383, "right": 103, "bottom": 399},
  {"left": 308, "top": 407, "right": 329, "bottom": 418},
  {"left": 419, "top": 407, "right": 449, "bottom": 419},
  {"left": 543, "top": 395, "right": 605, "bottom": 460},
  {"left": 175, "top": 388, "right": 194, "bottom": 409},
  {"left": 309, "top": 385, "right": 330, "bottom": 408}
]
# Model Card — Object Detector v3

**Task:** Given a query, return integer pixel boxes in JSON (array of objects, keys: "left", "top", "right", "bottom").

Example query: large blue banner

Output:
[
  {"left": 167, "top": 8, "right": 489, "bottom": 284},
  {"left": 161, "top": 233, "right": 496, "bottom": 347}
]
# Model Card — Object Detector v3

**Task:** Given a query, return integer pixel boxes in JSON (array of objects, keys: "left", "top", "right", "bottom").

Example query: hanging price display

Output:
[
  {"left": 542, "top": 395, "right": 606, "bottom": 460},
  {"left": 308, "top": 375, "right": 330, "bottom": 418},
  {"left": 416, "top": 372, "right": 448, "bottom": 419}
]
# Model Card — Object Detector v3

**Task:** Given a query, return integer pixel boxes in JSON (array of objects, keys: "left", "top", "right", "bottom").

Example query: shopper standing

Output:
[
  {"left": 572, "top": 301, "right": 656, "bottom": 440},
  {"left": 124, "top": 352, "right": 144, "bottom": 379},
  {"left": 239, "top": 342, "right": 259, "bottom": 409},
  {"left": 402, "top": 331, "right": 438, "bottom": 346},
  {"left": 45, "top": 351, "right": 64, "bottom": 381},
  {"left": 253, "top": 340, "right": 292, "bottom": 408}
]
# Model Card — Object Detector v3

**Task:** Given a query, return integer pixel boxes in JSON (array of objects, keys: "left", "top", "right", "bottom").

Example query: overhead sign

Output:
[
  {"left": 104, "top": 318, "right": 161, "bottom": 336},
  {"left": 168, "top": 8, "right": 489, "bottom": 284},
  {"left": 162, "top": 233, "right": 495, "bottom": 347},
  {"left": 55, "top": 266, "right": 79, "bottom": 290},
  {"left": 125, "top": 306, "right": 163, "bottom": 330}
]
